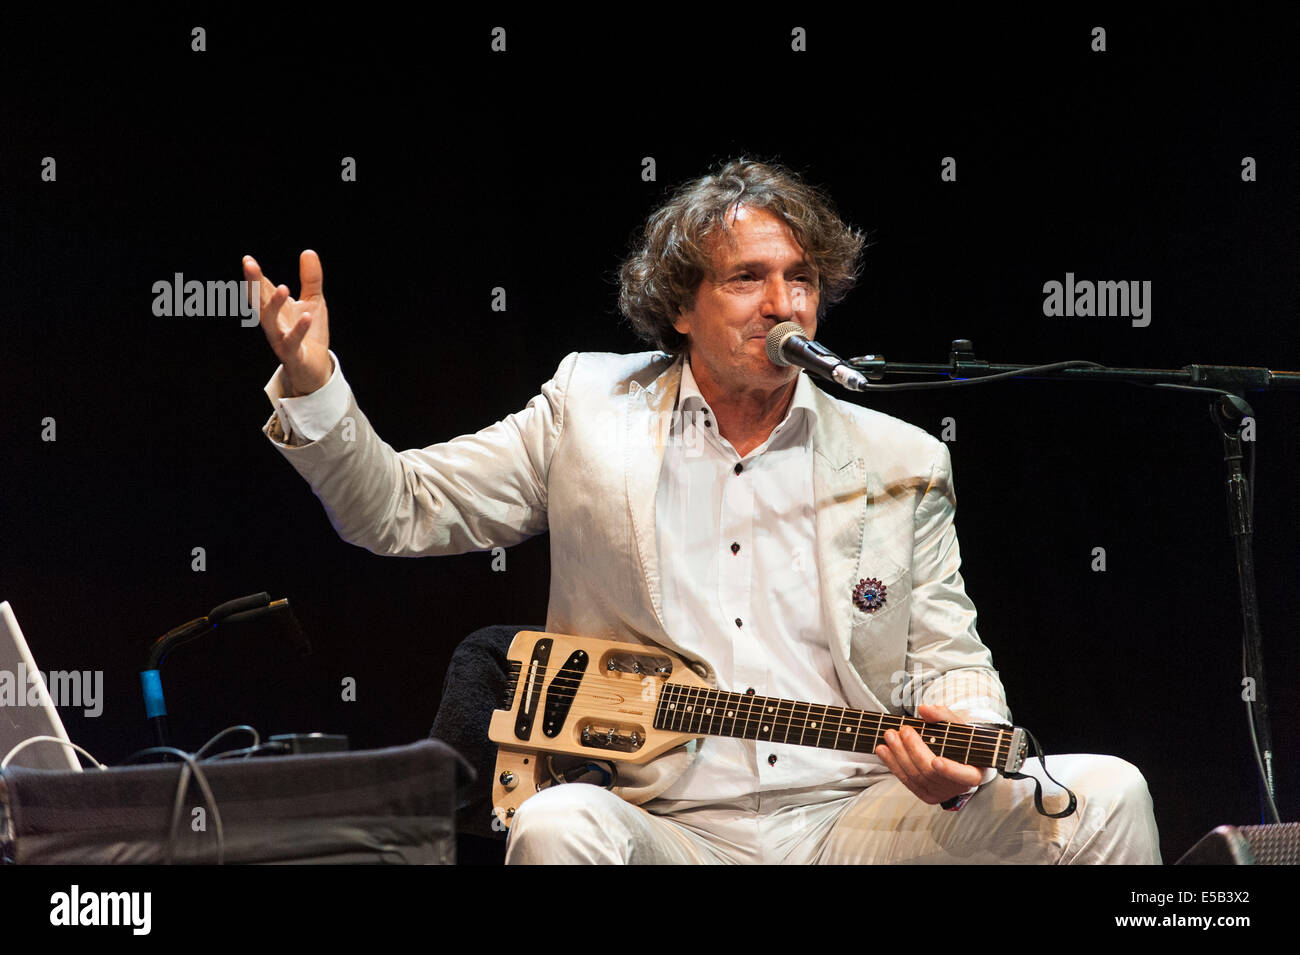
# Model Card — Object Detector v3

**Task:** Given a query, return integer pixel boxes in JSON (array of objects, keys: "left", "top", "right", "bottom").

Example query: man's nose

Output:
[{"left": 761, "top": 277, "right": 803, "bottom": 317}]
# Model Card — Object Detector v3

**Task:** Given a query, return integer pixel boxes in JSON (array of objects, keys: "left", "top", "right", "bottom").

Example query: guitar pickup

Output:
[
  {"left": 579, "top": 722, "right": 645, "bottom": 753},
  {"left": 602, "top": 652, "right": 673, "bottom": 676}
]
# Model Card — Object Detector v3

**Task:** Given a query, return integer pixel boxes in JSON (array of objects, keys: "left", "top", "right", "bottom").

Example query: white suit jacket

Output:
[{"left": 264, "top": 350, "right": 1009, "bottom": 802}]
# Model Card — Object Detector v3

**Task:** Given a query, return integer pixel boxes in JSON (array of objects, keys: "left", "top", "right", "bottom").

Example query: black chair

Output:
[{"left": 428, "top": 623, "right": 539, "bottom": 864}]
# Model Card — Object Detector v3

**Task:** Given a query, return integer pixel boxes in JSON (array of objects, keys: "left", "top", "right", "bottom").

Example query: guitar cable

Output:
[
  {"left": 999, "top": 728, "right": 1078, "bottom": 819},
  {"left": 547, "top": 755, "right": 615, "bottom": 790}
]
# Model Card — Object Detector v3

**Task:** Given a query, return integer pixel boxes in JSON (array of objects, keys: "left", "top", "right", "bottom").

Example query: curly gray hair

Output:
[{"left": 618, "top": 158, "right": 866, "bottom": 355}]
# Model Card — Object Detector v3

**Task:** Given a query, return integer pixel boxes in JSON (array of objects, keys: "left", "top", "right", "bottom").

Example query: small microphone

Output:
[{"left": 765, "top": 321, "right": 870, "bottom": 392}]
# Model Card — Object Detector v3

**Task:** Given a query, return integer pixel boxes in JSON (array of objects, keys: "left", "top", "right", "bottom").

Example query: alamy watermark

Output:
[
  {"left": 152, "top": 274, "right": 258, "bottom": 326},
  {"left": 50, "top": 885, "right": 150, "bottom": 935},
  {"left": 0, "top": 664, "right": 103, "bottom": 717},
  {"left": 1043, "top": 272, "right": 1151, "bottom": 327}
]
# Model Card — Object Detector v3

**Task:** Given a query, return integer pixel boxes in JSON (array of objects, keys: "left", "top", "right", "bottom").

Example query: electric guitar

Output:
[{"left": 488, "top": 631, "right": 1028, "bottom": 827}]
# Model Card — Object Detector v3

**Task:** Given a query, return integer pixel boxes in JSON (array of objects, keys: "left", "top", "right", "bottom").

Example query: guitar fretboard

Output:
[{"left": 653, "top": 683, "right": 1009, "bottom": 769}]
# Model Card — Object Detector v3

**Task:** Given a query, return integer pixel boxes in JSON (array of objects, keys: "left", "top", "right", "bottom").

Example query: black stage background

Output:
[{"left": 2, "top": 6, "right": 1297, "bottom": 880}]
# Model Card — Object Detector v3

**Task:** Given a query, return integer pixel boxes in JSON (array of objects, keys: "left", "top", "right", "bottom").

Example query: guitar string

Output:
[
  {"left": 504, "top": 667, "right": 1006, "bottom": 760},
  {"left": 506, "top": 661, "right": 1008, "bottom": 743},
  {"left": 506, "top": 668, "right": 1007, "bottom": 750},
  {"left": 655, "top": 683, "right": 1004, "bottom": 760}
]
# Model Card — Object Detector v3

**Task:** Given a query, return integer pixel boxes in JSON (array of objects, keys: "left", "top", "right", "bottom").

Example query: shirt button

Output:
[
  {"left": 768, "top": 754, "right": 778, "bottom": 766},
  {"left": 730, "top": 542, "right": 740, "bottom": 555},
  {"left": 704, "top": 420, "right": 712, "bottom": 428},
  {"left": 734, "top": 618, "right": 743, "bottom": 628},
  {"left": 733, "top": 463, "right": 743, "bottom": 475}
]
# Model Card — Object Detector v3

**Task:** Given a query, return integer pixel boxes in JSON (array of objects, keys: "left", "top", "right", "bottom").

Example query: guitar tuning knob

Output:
[
  {"left": 606, "top": 660, "right": 617, "bottom": 671},
  {"left": 631, "top": 660, "right": 642, "bottom": 673},
  {"left": 656, "top": 665, "right": 670, "bottom": 675},
  {"left": 499, "top": 771, "right": 518, "bottom": 791}
]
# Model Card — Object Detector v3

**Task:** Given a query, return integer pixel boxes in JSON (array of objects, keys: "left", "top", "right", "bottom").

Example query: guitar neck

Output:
[{"left": 654, "top": 683, "right": 1018, "bottom": 771}]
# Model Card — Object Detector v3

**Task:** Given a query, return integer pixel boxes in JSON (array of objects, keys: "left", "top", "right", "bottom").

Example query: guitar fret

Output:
[
  {"left": 697, "top": 687, "right": 716, "bottom": 737},
  {"left": 831, "top": 706, "right": 854, "bottom": 749},
  {"left": 871, "top": 712, "right": 890, "bottom": 752},
  {"left": 847, "top": 708, "right": 863, "bottom": 753},
  {"left": 808, "top": 703, "right": 828, "bottom": 748},
  {"left": 729, "top": 690, "right": 748, "bottom": 739},
  {"left": 740, "top": 691, "right": 761, "bottom": 740},
  {"left": 755, "top": 696, "right": 777, "bottom": 741},
  {"left": 655, "top": 682, "right": 671, "bottom": 731},
  {"left": 750, "top": 692, "right": 765, "bottom": 740},
  {"left": 692, "top": 686, "right": 708, "bottom": 735},
  {"left": 671, "top": 683, "right": 688, "bottom": 733},
  {"left": 650, "top": 677, "right": 1004, "bottom": 771},
  {"left": 787, "top": 701, "right": 807, "bottom": 747},
  {"left": 717, "top": 689, "right": 737, "bottom": 739},
  {"left": 685, "top": 684, "right": 704, "bottom": 734},
  {"left": 777, "top": 699, "right": 796, "bottom": 745}
]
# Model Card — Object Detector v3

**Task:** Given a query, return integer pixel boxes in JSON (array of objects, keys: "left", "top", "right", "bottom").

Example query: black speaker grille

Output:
[{"left": 1241, "top": 822, "right": 1300, "bottom": 865}]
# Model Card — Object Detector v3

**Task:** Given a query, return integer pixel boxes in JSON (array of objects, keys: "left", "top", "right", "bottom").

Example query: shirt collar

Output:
[{"left": 677, "top": 354, "right": 820, "bottom": 434}]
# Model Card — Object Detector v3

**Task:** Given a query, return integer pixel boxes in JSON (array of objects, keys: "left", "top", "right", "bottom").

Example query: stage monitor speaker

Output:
[
  {"left": 1, "top": 739, "right": 472, "bottom": 864},
  {"left": 1176, "top": 822, "right": 1300, "bottom": 865}
]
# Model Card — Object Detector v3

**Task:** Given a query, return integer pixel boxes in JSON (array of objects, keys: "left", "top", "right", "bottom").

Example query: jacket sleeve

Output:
[
  {"left": 261, "top": 351, "right": 579, "bottom": 557},
  {"left": 905, "top": 440, "right": 1011, "bottom": 726}
]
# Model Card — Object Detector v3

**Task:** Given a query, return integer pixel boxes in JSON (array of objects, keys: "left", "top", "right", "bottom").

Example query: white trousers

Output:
[{"left": 504, "top": 754, "right": 1161, "bottom": 864}]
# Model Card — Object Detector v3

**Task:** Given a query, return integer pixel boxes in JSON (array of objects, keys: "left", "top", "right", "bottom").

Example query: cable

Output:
[
  {"left": 194, "top": 725, "right": 260, "bottom": 759},
  {"left": 203, "top": 741, "right": 292, "bottom": 761},
  {"left": 121, "top": 746, "right": 225, "bottom": 865},
  {"left": 849, "top": 359, "right": 1105, "bottom": 392},
  {"left": 1, "top": 736, "right": 106, "bottom": 770}
]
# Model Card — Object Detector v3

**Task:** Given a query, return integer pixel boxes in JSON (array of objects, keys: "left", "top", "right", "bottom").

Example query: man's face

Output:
[{"left": 672, "top": 205, "right": 819, "bottom": 398}]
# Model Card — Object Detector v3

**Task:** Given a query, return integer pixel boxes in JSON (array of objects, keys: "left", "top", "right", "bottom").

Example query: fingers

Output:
[
  {"left": 298, "top": 249, "right": 324, "bottom": 301},
  {"left": 283, "top": 311, "right": 312, "bottom": 356},
  {"left": 876, "top": 723, "right": 982, "bottom": 805},
  {"left": 916, "top": 703, "right": 959, "bottom": 723},
  {"left": 242, "top": 255, "right": 286, "bottom": 312},
  {"left": 243, "top": 254, "right": 302, "bottom": 357}
]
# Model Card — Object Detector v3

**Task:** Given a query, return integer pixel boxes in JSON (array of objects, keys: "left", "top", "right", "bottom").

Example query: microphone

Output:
[{"left": 765, "top": 321, "right": 870, "bottom": 392}]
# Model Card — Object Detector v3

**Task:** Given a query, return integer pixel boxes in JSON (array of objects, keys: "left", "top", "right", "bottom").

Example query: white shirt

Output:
[{"left": 653, "top": 358, "right": 888, "bottom": 801}]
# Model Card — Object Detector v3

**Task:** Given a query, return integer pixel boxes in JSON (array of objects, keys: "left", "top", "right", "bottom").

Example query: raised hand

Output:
[{"left": 244, "top": 249, "right": 333, "bottom": 396}]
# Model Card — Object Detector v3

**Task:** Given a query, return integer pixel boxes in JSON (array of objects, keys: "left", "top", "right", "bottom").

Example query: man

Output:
[{"left": 248, "top": 159, "right": 1160, "bottom": 864}]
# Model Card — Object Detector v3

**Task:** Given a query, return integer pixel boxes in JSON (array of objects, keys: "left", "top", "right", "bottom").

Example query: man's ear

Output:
[{"left": 671, "top": 305, "right": 690, "bottom": 338}]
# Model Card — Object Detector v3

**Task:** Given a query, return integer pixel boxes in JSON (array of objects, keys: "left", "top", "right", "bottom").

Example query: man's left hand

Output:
[{"left": 875, "top": 703, "right": 984, "bottom": 806}]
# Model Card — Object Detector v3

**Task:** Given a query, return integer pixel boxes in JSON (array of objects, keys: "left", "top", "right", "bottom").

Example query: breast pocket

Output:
[{"left": 846, "top": 563, "right": 912, "bottom": 711}]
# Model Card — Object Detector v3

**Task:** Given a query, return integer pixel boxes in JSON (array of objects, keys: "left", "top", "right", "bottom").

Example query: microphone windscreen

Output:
[{"left": 765, "top": 321, "right": 806, "bottom": 366}]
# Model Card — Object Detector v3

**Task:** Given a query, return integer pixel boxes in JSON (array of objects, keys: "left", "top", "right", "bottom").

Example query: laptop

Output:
[{"left": 0, "top": 601, "right": 82, "bottom": 771}]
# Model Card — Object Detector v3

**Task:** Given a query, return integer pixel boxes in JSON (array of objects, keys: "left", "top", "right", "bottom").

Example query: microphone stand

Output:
[
  {"left": 845, "top": 339, "right": 1299, "bottom": 824},
  {"left": 141, "top": 593, "right": 311, "bottom": 753}
]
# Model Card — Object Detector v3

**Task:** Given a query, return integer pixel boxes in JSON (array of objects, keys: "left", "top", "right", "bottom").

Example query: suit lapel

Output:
[
  {"left": 809, "top": 387, "right": 873, "bottom": 687},
  {"left": 625, "top": 355, "right": 684, "bottom": 644}
]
